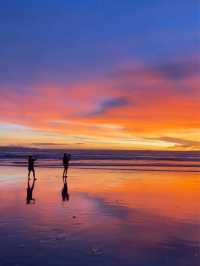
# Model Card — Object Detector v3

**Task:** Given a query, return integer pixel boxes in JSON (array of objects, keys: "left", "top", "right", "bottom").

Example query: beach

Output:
[
  {"left": 0, "top": 153, "right": 200, "bottom": 266},
  {"left": 1, "top": 1, "right": 199, "bottom": 265}
]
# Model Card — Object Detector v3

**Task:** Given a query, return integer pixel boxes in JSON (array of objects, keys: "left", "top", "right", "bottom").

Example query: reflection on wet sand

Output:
[
  {"left": 26, "top": 178, "right": 36, "bottom": 204},
  {"left": 61, "top": 176, "right": 69, "bottom": 202},
  {"left": 0, "top": 167, "right": 199, "bottom": 266}
]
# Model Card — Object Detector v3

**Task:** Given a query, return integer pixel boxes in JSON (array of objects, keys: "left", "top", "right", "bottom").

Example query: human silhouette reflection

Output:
[
  {"left": 61, "top": 176, "right": 69, "bottom": 201},
  {"left": 28, "top": 156, "right": 37, "bottom": 180},
  {"left": 26, "top": 178, "right": 36, "bottom": 204}
]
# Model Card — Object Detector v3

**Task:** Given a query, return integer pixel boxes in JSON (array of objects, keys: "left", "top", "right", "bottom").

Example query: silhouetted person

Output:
[
  {"left": 28, "top": 156, "right": 37, "bottom": 179},
  {"left": 61, "top": 176, "right": 69, "bottom": 201},
  {"left": 63, "top": 153, "right": 71, "bottom": 178},
  {"left": 26, "top": 178, "right": 36, "bottom": 204}
]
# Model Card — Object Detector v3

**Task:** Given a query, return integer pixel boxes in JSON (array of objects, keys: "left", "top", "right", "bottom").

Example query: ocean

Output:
[{"left": 0, "top": 147, "right": 200, "bottom": 172}]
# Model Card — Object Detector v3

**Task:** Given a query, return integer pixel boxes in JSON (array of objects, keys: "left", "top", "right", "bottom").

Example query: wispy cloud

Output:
[
  {"left": 158, "top": 137, "right": 200, "bottom": 150},
  {"left": 0, "top": 56, "right": 199, "bottom": 150},
  {"left": 111, "top": 58, "right": 200, "bottom": 81},
  {"left": 82, "top": 97, "right": 129, "bottom": 117}
]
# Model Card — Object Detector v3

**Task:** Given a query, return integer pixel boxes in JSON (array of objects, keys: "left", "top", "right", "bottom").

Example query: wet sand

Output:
[{"left": 0, "top": 166, "right": 200, "bottom": 266}]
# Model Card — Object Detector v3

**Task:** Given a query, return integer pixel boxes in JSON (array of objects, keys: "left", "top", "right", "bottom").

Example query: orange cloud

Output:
[{"left": 0, "top": 58, "right": 199, "bottom": 150}]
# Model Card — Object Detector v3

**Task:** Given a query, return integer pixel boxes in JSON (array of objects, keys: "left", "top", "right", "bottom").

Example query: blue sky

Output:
[
  {"left": 0, "top": 1, "right": 199, "bottom": 149},
  {"left": 0, "top": 0, "right": 199, "bottom": 87}
]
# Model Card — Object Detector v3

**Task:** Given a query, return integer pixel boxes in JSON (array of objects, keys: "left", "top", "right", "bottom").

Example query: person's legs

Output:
[
  {"left": 31, "top": 178, "right": 35, "bottom": 190},
  {"left": 27, "top": 178, "right": 30, "bottom": 188},
  {"left": 63, "top": 171, "right": 65, "bottom": 183},
  {"left": 63, "top": 168, "right": 66, "bottom": 178},
  {"left": 33, "top": 168, "right": 36, "bottom": 179},
  {"left": 28, "top": 169, "right": 31, "bottom": 179},
  {"left": 65, "top": 166, "right": 68, "bottom": 176}
]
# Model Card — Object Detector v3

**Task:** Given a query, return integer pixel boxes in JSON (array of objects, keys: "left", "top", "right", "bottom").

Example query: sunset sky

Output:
[{"left": 0, "top": 1, "right": 199, "bottom": 150}]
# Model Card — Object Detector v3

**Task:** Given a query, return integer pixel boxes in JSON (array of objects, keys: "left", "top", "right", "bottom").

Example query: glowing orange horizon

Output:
[{"left": 0, "top": 62, "right": 199, "bottom": 150}]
